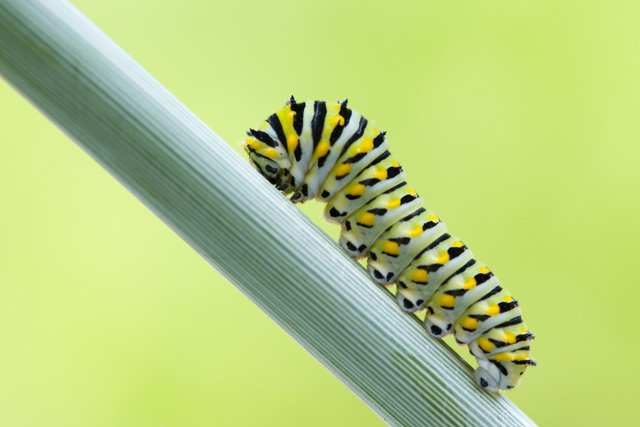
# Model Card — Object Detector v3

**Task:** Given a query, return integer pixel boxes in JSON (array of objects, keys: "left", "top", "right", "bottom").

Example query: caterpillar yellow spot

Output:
[
  {"left": 358, "top": 137, "right": 374, "bottom": 153},
  {"left": 505, "top": 332, "right": 516, "bottom": 344},
  {"left": 439, "top": 294, "right": 456, "bottom": 308},
  {"left": 428, "top": 215, "right": 439, "bottom": 223},
  {"left": 411, "top": 269, "right": 428, "bottom": 283},
  {"left": 480, "top": 267, "right": 490, "bottom": 274},
  {"left": 520, "top": 327, "right": 528, "bottom": 334},
  {"left": 330, "top": 114, "right": 345, "bottom": 127},
  {"left": 315, "top": 141, "right": 330, "bottom": 157},
  {"left": 463, "top": 277, "right": 476, "bottom": 290},
  {"left": 348, "top": 183, "right": 366, "bottom": 196},
  {"left": 436, "top": 251, "right": 450, "bottom": 264},
  {"left": 386, "top": 199, "right": 401, "bottom": 209},
  {"left": 277, "top": 105, "right": 295, "bottom": 126},
  {"left": 453, "top": 241, "right": 464, "bottom": 248},
  {"left": 382, "top": 241, "right": 400, "bottom": 255},
  {"left": 479, "top": 339, "right": 494, "bottom": 352},
  {"left": 358, "top": 212, "right": 376, "bottom": 227},
  {"left": 374, "top": 169, "right": 388, "bottom": 180},
  {"left": 493, "top": 353, "right": 515, "bottom": 362},
  {"left": 265, "top": 148, "right": 279, "bottom": 159},
  {"left": 336, "top": 164, "right": 352, "bottom": 177},
  {"left": 245, "top": 138, "right": 260, "bottom": 150},
  {"left": 407, "top": 188, "right": 416, "bottom": 195},
  {"left": 287, "top": 133, "right": 298, "bottom": 151},
  {"left": 504, "top": 295, "right": 514, "bottom": 303},
  {"left": 410, "top": 226, "right": 423, "bottom": 237},
  {"left": 392, "top": 160, "right": 399, "bottom": 167},
  {"left": 462, "top": 317, "right": 478, "bottom": 330},
  {"left": 487, "top": 305, "right": 500, "bottom": 316}
]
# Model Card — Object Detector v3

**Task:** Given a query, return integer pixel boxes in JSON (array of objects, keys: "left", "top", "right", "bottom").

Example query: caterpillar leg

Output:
[
  {"left": 474, "top": 360, "right": 502, "bottom": 392},
  {"left": 395, "top": 288, "right": 428, "bottom": 312}
]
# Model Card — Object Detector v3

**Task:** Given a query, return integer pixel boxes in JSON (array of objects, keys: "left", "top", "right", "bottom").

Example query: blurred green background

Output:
[{"left": 1, "top": 0, "right": 639, "bottom": 425}]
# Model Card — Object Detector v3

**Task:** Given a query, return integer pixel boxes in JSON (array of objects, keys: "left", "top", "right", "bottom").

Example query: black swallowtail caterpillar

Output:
[{"left": 242, "top": 97, "right": 535, "bottom": 391}]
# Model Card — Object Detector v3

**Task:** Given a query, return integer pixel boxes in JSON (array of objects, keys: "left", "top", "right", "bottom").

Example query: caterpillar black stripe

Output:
[{"left": 242, "top": 97, "right": 535, "bottom": 392}]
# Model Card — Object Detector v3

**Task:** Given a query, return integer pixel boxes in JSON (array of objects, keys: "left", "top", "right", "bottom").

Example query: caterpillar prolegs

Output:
[{"left": 242, "top": 97, "right": 535, "bottom": 391}]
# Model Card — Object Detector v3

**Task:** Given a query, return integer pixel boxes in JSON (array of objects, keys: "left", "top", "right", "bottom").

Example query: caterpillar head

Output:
[{"left": 243, "top": 129, "right": 293, "bottom": 192}]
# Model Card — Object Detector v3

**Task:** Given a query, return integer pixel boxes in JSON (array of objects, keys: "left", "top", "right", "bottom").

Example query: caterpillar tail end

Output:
[{"left": 474, "top": 358, "right": 534, "bottom": 392}]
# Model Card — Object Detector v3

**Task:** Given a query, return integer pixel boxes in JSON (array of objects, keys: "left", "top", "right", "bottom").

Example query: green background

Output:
[{"left": 1, "top": 0, "right": 638, "bottom": 425}]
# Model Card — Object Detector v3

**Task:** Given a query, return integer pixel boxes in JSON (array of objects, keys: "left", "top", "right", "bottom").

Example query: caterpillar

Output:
[{"left": 242, "top": 97, "right": 535, "bottom": 392}]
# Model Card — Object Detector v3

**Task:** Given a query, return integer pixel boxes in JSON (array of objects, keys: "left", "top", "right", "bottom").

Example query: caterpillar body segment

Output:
[
  {"left": 324, "top": 151, "right": 403, "bottom": 224},
  {"left": 367, "top": 208, "right": 447, "bottom": 286},
  {"left": 340, "top": 183, "right": 422, "bottom": 259},
  {"left": 242, "top": 97, "right": 535, "bottom": 391}
]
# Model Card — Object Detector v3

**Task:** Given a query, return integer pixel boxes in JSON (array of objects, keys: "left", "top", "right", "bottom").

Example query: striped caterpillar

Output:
[{"left": 242, "top": 97, "right": 535, "bottom": 391}]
